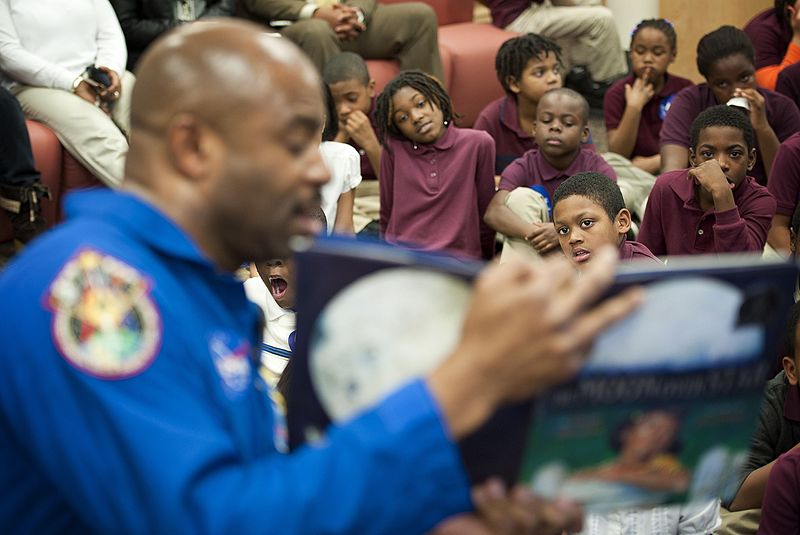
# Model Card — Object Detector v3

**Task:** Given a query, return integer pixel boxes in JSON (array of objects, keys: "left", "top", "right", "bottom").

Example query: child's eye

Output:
[
  {"left": 553, "top": 65, "right": 561, "bottom": 75},
  {"left": 533, "top": 69, "right": 544, "bottom": 77},
  {"left": 730, "top": 150, "right": 743, "bottom": 158},
  {"left": 701, "top": 150, "right": 714, "bottom": 159},
  {"left": 653, "top": 48, "right": 666, "bottom": 56},
  {"left": 580, "top": 220, "right": 594, "bottom": 229},
  {"left": 416, "top": 99, "right": 426, "bottom": 108},
  {"left": 564, "top": 122, "right": 574, "bottom": 128},
  {"left": 715, "top": 81, "right": 729, "bottom": 89},
  {"left": 634, "top": 47, "right": 646, "bottom": 55},
  {"left": 740, "top": 74, "right": 754, "bottom": 83},
  {"left": 396, "top": 113, "right": 408, "bottom": 123},
  {"left": 557, "top": 226, "right": 569, "bottom": 235}
]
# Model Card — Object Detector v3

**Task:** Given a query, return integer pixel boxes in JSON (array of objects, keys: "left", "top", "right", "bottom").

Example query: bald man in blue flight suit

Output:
[{"left": 0, "top": 20, "right": 639, "bottom": 534}]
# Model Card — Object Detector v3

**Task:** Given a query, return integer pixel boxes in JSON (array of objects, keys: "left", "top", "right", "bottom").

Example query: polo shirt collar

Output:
[
  {"left": 668, "top": 170, "right": 753, "bottom": 210},
  {"left": 64, "top": 188, "right": 211, "bottom": 266},
  {"left": 413, "top": 124, "right": 457, "bottom": 152},
  {"left": 535, "top": 149, "right": 588, "bottom": 182},
  {"left": 499, "top": 95, "right": 532, "bottom": 140}
]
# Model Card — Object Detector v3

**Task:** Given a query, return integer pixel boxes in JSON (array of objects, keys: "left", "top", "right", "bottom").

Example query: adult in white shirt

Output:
[
  {"left": 320, "top": 83, "right": 362, "bottom": 234},
  {"left": 0, "top": 0, "right": 134, "bottom": 187}
]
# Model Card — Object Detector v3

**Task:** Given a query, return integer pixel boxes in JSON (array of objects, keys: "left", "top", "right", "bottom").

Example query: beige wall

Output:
[
  {"left": 660, "top": 0, "right": 773, "bottom": 82},
  {"left": 607, "top": 0, "right": 659, "bottom": 50}
]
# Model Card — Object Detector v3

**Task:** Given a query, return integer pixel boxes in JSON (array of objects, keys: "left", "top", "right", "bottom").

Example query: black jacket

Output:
[{"left": 110, "top": 0, "right": 236, "bottom": 69}]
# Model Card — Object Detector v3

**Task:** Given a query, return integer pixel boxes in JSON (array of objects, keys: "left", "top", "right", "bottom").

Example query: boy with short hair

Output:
[
  {"left": 474, "top": 33, "right": 564, "bottom": 174},
  {"left": 552, "top": 172, "right": 661, "bottom": 269},
  {"left": 639, "top": 105, "right": 777, "bottom": 257},
  {"left": 322, "top": 52, "right": 381, "bottom": 234},
  {"left": 484, "top": 88, "right": 616, "bottom": 262}
]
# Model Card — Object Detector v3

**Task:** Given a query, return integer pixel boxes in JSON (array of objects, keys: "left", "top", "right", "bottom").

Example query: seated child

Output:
[
  {"left": 376, "top": 70, "right": 496, "bottom": 260},
  {"left": 245, "top": 258, "right": 296, "bottom": 388},
  {"left": 639, "top": 105, "right": 777, "bottom": 257},
  {"left": 320, "top": 83, "right": 362, "bottom": 235},
  {"left": 603, "top": 19, "right": 693, "bottom": 219},
  {"left": 767, "top": 131, "right": 800, "bottom": 254},
  {"left": 474, "top": 33, "right": 564, "bottom": 174},
  {"left": 484, "top": 88, "right": 616, "bottom": 263},
  {"left": 322, "top": 52, "right": 381, "bottom": 235},
  {"left": 244, "top": 208, "right": 327, "bottom": 387},
  {"left": 660, "top": 25, "right": 800, "bottom": 186},
  {"left": 551, "top": 172, "right": 661, "bottom": 269},
  {"left": 725, "top": 302, "right": 800, "bottom": 534}
]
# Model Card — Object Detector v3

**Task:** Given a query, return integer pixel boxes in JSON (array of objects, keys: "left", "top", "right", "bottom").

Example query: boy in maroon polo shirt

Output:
[
  {"left": 727, "top": 302, "right": 800, "bottom": 533},
  {"left": 322, "top": 52, "right": 381, "bottom": 235},
  {"left": 640, "top": 105, "right": 776, "bottom": 257},
  {"left": 484, "top": 88, "right": 615, "bottom": 262},
  {"left": 744, "top": 1, "right": 800, "bottom": 90},
  {"left": 660, "top": 25, "right": 800, "bottom": 186},
  {"left": 474, "top": 33, "right": 563, "bottom": 175},
  {"left": 552, "top": 172, "right": 660, "bottom": 270},
  {"left": 767, "top": 132, "right": 800, "bottom": 253}
]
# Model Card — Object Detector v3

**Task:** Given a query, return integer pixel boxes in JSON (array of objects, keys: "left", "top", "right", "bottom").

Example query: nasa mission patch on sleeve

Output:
[{"left": 47, "top": 249, "right": 162, "bottom": 379}]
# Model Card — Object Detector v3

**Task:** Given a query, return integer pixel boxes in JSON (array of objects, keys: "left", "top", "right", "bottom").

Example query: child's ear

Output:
[
  {"left": 668, "top": 48, "right": 677, "bottom": 64},
  {"left": 747, "top": 147, "right": 757, "bottom": 171},
  {"left": 581, "top": 125, "right": 590, "bottom": 143},
  {"left": 783, "top": 356, "right": 799, "bottom": 385},
  {"left": 688, "top": 148, "right": 697, "bottom": 167},
  {"left": 616, "top": 208, "right": 632, "bottom": 236},
  {"left": 367, "top": 79, "right": 376, "bottom": 98},
  {"left": 506, "top": 75, "right": 521, "bottom": 95}
]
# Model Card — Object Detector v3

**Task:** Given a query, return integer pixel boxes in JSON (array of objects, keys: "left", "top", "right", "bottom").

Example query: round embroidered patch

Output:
[{"left": 48, "top": 249, "right": 161, "bottom": 379}]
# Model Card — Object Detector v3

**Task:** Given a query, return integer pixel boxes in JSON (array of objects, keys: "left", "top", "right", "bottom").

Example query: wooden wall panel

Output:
[{"left": 660, "top": 0, "right": 773, "bottom": 82}]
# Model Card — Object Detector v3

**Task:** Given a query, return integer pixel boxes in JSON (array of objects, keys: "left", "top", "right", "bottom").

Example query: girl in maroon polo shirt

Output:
[
  {"left": 375, "top": 71, "right": 496, "bottom": 260},
  {"left": 604, "top": 19, "right": 692, "bottom": 176}
]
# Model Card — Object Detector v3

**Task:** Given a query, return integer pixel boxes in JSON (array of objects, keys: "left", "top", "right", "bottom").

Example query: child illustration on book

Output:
[{"left": 573, "top": 409, "right": 690, "bottom": 493}]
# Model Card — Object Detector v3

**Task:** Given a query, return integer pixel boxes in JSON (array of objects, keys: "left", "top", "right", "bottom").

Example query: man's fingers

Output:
[{"left": 545, "top": 247, "right": 618, "bottom": 327}]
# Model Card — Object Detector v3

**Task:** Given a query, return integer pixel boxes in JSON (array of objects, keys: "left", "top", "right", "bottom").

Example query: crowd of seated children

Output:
[
  {"left": 319, "top": 83, "right": 361, "bottom": 235},
  {"left": 720, "top": 302, "right": 800, "bottom": 532},
  {"left": 660, "top": 25, "right": 800, "bottom": 186},
  {"left": 376, "top": 70, "right": 495, "bottom": 260},
  {"left": 639, "top": 105, "right": 777, "bottom": 258},
  {"left": 323, "top": 52, "right": 381, "bottom": 236},
  {"left": 767, "top": 132, "right": 800, "bottom": 253},
  {"left": 603, "top": 19, "right": 693, "bottom": 220},
  {"left": 484, "top": 88, "right": 615, "bottom": 263},
  {"left": 0, "top": 0, "right": 134, "bottom": 188},
  {"left": 744, "top": 0, "right": 800, "bottom": 91},
  {"left": 552, "top": 172, "right": 660, "bottom": 271},
  {"left": 474, "top": 33, "right": 564, "bottom": 175}
]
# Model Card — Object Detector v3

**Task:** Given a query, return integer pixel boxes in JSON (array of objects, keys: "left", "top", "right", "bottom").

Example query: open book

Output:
[{"left": 285, "top": 236, "right": 796, "bottom": 511}]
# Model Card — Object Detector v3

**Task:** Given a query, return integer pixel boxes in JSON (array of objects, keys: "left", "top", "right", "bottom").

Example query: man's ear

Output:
[
  {"left": 506, "top": 75, "right": 521, "bottom": 95},
  {"left": 747, "top": 147, "right": 757, "bottom": 171},
  {"left": 166, "top": 114, "right": 219, "bottom": 182},
  {"left": 367, "top": 78, "right": 376, "bottom": 98},
  {"left": 784, "top": 356, "right": 799, "bottom": 385},
  {"left": 616, "top": 208, "right": 632, "bottom": 236}
]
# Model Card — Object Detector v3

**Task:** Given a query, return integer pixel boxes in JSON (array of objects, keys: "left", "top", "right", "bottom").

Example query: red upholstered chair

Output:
[
  {"left": 370, "top": 0, "right": 515, "bottom": 126},
  {"left": 0, "top": 121, "right": 103, "bottom": 243}
]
